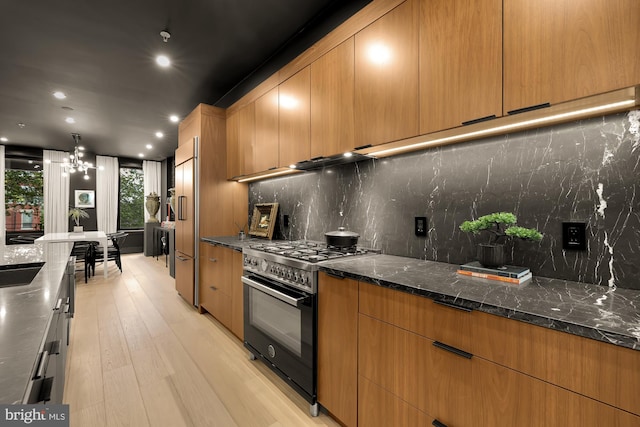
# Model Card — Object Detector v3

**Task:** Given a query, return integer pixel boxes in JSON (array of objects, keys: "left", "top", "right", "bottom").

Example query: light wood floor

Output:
[{"left": 63, "top": 253, "right": 340, "bottom": 427}]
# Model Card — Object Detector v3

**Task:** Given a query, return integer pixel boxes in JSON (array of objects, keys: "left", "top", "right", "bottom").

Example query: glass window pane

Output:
[
  {"left": 4, "top": 166, "right": 43, "bottom": 241},
  {"left": 119, "top": 167, "right": 144, "bottom": 229}
]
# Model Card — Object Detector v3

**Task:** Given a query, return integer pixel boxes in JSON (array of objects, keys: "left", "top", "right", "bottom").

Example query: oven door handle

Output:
[{"left": 242, "top": 276, "right": 307, "bottom": 308}]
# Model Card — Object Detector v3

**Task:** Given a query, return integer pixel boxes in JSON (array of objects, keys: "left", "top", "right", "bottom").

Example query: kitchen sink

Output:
[{"left": 0, "top": 263, "right": 45, "bottom": 287}]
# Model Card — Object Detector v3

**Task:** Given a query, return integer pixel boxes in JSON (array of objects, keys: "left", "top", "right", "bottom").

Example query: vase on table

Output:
[
  {"left": 168, "top": 188, "right": 176, "bottom": 217},
  {"left": 145, "top": 192, "right": 161, "bottom": 223}
]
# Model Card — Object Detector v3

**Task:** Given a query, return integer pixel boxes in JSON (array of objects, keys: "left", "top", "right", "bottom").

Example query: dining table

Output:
[{"left": 35, "top": 231, "right": 109, "bottom": 277}]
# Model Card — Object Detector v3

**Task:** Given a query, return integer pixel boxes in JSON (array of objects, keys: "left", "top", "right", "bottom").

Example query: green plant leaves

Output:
[{"left": 459, "top": 212, "right": 542, "bottom": 243}]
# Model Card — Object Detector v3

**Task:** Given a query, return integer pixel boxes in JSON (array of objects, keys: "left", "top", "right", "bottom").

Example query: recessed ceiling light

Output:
[
  {"left": 156, "top": 55, "right": 171, "bottom": 67},
  {"left": 65, "top": 117, "right": 75, "bottom": 124},
  {"left": 155, "top": 131, "right": 164, "bottom": 138},
  {"left": 17, "top": 123, "right": 26, "bottom": 128},
  {"left": 53, "top": 91, "right": 67, "bottom": 99},
  {"left": 169, "top": 115, "right": 179, "bottom": 123},
  {"left": 146, "top": 144, "right": 153, "bottom": 149},
  {"left": 0, "top": 137, "right": 7, "bottom": 142},
  {"left": 77, "top": 146, "right": 84, "bottom": 151},
  {"left": 138, "top": 153, "right": 144, "bottom": 158},
  {"left": 28, "top": 160, "right": 33, "bottom": 164}
]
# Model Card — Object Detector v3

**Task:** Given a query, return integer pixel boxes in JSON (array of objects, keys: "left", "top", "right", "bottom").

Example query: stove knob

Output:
[
  {"left": 251, "top": 258, "right": 258, "bottom": 266},
  {"left": 293, "top": 271, "right": 299, "bottom": 282},
  {"left": 244, "top": 256, "right": 250, "bottom": 266},
  {"left": 299, "top": 274, "right": 306, "bottom": 285},
  {"left": 287, "top": 269, "right": 292, "bottom": 279},
  {"left": 280, "top": 268, "right": 286, "bottom": 277}
]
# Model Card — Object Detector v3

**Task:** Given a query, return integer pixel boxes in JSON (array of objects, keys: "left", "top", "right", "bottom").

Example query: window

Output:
[
  {"left": 119, "top": 167, "right": 144, "bottom": 229},
  {"left": 5, "top": 153, "right": 44, "bottom": 243}
]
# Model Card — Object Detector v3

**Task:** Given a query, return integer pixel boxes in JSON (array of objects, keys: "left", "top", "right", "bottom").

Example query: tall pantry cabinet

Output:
[{"left": 175, "top": 104, "right": 248, "bottom": 306}]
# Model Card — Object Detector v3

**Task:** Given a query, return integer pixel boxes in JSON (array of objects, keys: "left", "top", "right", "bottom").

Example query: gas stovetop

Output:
[
  {"left": 243, "top": 240, "right": 379, "bottom": 293},
  {"left": 248, "top": 240, "right": 375, "bottom": 263}
]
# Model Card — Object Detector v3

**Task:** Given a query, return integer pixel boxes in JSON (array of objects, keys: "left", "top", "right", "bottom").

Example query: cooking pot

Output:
[{"left": 325, "top": 227, "right": 359, "bottom": 248}]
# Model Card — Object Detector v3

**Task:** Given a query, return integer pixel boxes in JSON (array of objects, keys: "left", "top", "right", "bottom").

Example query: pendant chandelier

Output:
[{"left": 61, "top": 133, "right": 97, "bottom": 180}]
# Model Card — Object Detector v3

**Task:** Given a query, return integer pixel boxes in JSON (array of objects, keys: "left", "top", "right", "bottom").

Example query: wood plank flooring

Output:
[{"left": 64, "top": 254, "right": 340, "bottom": 427}]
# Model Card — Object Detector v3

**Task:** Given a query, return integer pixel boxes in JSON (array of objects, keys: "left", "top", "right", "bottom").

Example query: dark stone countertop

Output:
[
  {"left": 318, "top": 254, "right": 640, "bottom": 352},
  {"left": 201, "top": 236, "right": 265, "bottom": 252},
  {"left": 0, "top": 242, "right": 74, "bottom": 404}
]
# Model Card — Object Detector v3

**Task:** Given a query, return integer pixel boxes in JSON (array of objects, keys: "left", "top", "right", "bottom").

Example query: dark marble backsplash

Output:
[{"left": 249, "top": 110, "right": 640, "bottom": 289}]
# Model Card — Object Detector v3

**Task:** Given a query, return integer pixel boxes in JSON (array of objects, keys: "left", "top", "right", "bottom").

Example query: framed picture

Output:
[
  {"left": 249, "top": 202, "right": 279, "bottom": 239},
  {"left": 75, "top": 190, "right": 95, "bottom": 208}
]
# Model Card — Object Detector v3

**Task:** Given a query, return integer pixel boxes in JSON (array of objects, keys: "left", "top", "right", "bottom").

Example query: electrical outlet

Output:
[
  {"left": 283, "top": 214, "right": 289, "bottom": 228},
  {"left": 562, "top": 222, "right": 586, "bottom": 250},
  {"left": 415, "top": 217, "right": 427, "bottom": 237}
]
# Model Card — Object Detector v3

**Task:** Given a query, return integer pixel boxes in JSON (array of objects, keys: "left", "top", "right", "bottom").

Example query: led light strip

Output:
[
  {"left": 237, "top": 169, "right": 299, "bottom": 183},
  {"left": 367, "top": 99, "right": 637, "bottom": 158}
]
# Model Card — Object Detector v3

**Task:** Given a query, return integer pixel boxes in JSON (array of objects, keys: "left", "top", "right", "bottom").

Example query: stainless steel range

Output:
[{"left": 242, "top": 240, "right": 377, "bottom": 416}]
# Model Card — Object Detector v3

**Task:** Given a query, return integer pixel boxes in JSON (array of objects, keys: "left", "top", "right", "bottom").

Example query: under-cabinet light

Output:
[
  {"left": 362, "top": 87, "right": 638, "bottom": 158},
  {"left": 237, "top": 168, "right": 300, "bottom": 183}
]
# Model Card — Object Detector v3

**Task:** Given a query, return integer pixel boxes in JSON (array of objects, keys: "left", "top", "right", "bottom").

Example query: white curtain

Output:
[
  {"left": 143, "top": 160, "right": 162, "bottom": 222},
  {"left": 0, "top": 146, "right": 4, "bottom": 242},
  {"left": 96, "top": 156, "right": 119, "bottom": 233},
  {"left": 43, "top": 150, "right": 70, "bottom": 233}
]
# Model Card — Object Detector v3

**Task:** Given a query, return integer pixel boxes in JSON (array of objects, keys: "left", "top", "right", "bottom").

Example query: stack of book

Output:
[{"left": 457, "top": 261, "right": 532, "bottom": 284}]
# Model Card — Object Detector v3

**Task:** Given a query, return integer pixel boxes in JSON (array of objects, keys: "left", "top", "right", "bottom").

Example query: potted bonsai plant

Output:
[
  {"left": 459, "top": 212, "right": 542, "bottom": 268},
  {"left": 69, "top": 207, "right": 89, "bottom": 232}
]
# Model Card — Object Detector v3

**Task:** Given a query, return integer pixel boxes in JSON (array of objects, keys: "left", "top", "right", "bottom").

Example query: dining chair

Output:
[{"left": 86, "top": 232, "right": 129, "bottom": 278}]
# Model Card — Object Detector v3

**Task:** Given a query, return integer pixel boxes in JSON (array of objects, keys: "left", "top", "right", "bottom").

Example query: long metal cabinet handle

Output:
[
  {"left": 241, "top": 276, "right": 306, "bottom": 308},
  {"left": 432, "top": 341, "right": 473, "bottom": 359},
  {"left": 178, "top": 195, "right": 186, "bottom": 220},
  {"left": 35, "top": 351, "right": 49, "bottom": 379},
  {"left": 432, "top": 420, "right": 448, "bottom": 427}
]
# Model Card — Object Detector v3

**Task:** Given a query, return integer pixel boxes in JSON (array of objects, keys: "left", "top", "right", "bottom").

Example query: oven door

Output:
[{"left": 242, "top": 273, "right": 316, "bottom": 402}]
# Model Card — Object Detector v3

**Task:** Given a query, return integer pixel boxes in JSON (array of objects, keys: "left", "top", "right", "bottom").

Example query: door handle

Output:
[
  {"left": 178, "top": 196, "right": 186, "bottom": 220},
  {"left": 242, "top": 276, "right": 307, "bottom": 307}
]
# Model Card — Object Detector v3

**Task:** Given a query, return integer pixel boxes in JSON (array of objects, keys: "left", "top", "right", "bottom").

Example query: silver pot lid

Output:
[{"left": 325, "top": 227, "right": 360, "bottom": 238}]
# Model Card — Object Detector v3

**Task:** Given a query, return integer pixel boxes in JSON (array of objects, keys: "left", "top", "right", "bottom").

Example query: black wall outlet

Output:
[
  {"left": 415, "top": 217, "right": 427, "bottom": 237},
  {"left": 562, "top": 222, "right": 586, "bottom": 250}
]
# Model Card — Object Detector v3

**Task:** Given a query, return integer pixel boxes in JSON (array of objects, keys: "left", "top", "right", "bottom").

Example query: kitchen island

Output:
[{"left": 0, "top": 242, "right": 74, "bottom": 404}]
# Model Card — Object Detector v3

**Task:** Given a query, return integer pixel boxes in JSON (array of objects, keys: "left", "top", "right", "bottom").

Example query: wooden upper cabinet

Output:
[
  {"left": 354, "top": 0, "right": 419, "bottom": 147},
  {"left": 254, "top": 87, "right": 279, "bottom": 171},
  {"left": 226, "top": 110, "right": 240, "bottom": 179},
  {"left": 419, "top": 0, "right": 502, "bottom": 133},
  {"left": 504, "top": 0, "right": 640, "bottom": 113},
  {"left": 178, "top": 112, "right": 200, "bottom": 147},
  {"left": 237, "top": 103, "right": 255, "bottom": 176},
  {"left": 279, "top": 67, "right": 311, "bottom": 167},
  {"left": 310, "top": 38, "right": 355, "bottom": 158}
]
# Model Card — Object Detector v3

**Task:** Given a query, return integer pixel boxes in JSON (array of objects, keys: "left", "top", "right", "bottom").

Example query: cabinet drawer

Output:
[
  {"left": 200, "top": 284, "right": 232, "bottom": 328},
  {"left": 473, "top": 310, "right": 640, "bottom": 416},
  {"left": 359, "top": 281, "right": 473, "bottom": 352},
  {"left": 359, "top": 314, "right": 474, "bottom": 426},
  {"left": 358, "top": 376, "right": 431, "bottom": 427}
]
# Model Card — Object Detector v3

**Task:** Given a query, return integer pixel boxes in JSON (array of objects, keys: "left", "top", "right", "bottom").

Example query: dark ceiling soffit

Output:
[{"left": 214, "top": 0, "right": 372, "bottom": 108}]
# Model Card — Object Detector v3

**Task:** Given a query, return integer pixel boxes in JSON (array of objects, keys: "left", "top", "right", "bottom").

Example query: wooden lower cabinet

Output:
[
  {"left": 199, "top": 243, "right": 243, "bottom": 339},
  {"left": 358, "top": 376, "right": 430, "bottom": 427},
  {"left": 317, "top": 273, "right": 358, "bottom": 426},
  {"left": 359, "top": 313, "right": 640, "bottom": 427},
  {"left": 230, "top": 250, "right": 244, "bottom": 340}
]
